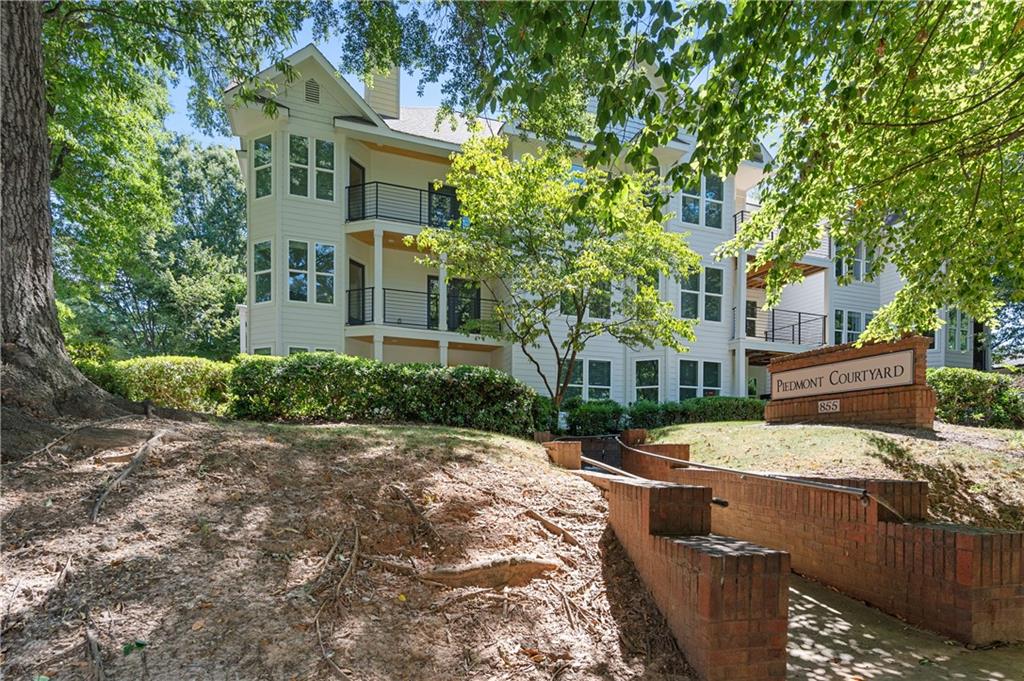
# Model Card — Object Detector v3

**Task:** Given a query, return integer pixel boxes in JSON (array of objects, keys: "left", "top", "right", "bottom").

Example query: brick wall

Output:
[
  {"left": 618, "top": 450, "right": 1024, "bottom": 645},
  {"left": 765, "top": 336, "right": 936, "bottom": 428},
  {"left": 619, "top": 442, "right": 690, "bottom": 480},
  {"left": 607, "top": 478, "right": 790, "bottom": 681}
]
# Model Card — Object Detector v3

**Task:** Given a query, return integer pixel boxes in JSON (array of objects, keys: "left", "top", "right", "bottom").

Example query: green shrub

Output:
[
  {"left": 627, "top": 399, "right": 663, "bottom": 429},
  {"left": 81, "top": 355, "right": 232, "bottom": 413},
  {"left": 229, "top": 352, "right": 538, "bottom": 436},
  {"left": 927, "top": 367, "right": 1024, "bottom": 429},
  {"left": 565, "top": 399, "right": 625, "bottom": 435},
  {"left": 628, "top": 396, "right": 766, "bottom": 427},
  {"left": 532, "top": 395, "right": 558, "bottom": 433}
]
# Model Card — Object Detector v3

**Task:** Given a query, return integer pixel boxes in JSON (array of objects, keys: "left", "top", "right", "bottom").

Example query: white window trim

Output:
[
  {"left": 634, "top": 358, "right": 660, "bottom": 403},
  {"left": 288, "top": 346, "right": 310, "bottom": 355},
  {"left": 253, "top": 238, "right": 273, "bottom": 305},
  {"left": 562, "top": 358, "right": 614, "bottom": 401},
  {"left": 288, "top": 239, "right": 310, "bottom": 303},
  {"left": 314, "top": 138, "right": 336, "bottom": 202},
  {"left": 679, "top": 174, "right": 725, "bottom": 231},
  {"left": 253, "top": 134, "right": 273, "bottom": 200},
  {"left": 947, "top": 309, "right": 970, "bottom": 353},
  {"left": 678, "top": 359, "right": 722, "bottom": 399},
  {"left": 835, "top": 241, "right": 872, "bottom": 284},
  {"left": 680, "top": 271, "right": 700, "bottom": 320},
  {"left": 679, "top": 267, "right": 724, "bottom": 324},
  {"left": 253, "top": 346, "right": 273, "bottom": 355},
  {"left": 833, "top": 309, "right": 873, "bottom": 344},
  {"left": 288, "top": 134, "right": 310, "bottom": 198},
  {"left": 314, "top": 241, "right": 337, "bottom": 305}
]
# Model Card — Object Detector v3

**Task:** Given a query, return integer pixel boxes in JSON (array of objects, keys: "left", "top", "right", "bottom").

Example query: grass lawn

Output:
[{"left": 650, "top": 420, "right": 1024, "bottom": 530}]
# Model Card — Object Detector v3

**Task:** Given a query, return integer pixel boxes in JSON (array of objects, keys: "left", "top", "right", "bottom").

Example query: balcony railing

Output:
[
  {"left": 346, "top": 182, "right": 460, "bottom": 227},
  {"left": 734, "top": 306, "right": 827, "bottom": 346},
  {"left": 347, "top": 287, "right": 373, "bottom": 325},
  {"left": 733, "top": 209, "right": 831, "bottom": 259}
]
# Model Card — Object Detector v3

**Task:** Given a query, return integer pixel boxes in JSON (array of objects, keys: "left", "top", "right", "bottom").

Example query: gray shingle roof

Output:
[{"left": 385, "top": 107, "right": 503, "bottom": 144}]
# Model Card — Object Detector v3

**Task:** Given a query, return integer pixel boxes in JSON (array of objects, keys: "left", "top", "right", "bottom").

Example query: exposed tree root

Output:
[
  {"left": 90, "top": 429, "right": 179, "bottom": 522},
  {"left": 523, "top": 509, "right": 580, "bottom": 546},
  {"left": 418, "top": 555, "right": 560, "bottom": 589}
]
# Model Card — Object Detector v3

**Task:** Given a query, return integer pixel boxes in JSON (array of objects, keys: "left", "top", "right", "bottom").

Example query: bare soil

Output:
[{"left": 2, "top": 417, "right": 692, "bottom": 680}]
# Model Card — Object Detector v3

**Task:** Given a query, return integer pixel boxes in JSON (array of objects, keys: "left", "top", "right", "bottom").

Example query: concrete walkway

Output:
[{"left": 788, "top": 575, "right": 1024, "bottom": 681}]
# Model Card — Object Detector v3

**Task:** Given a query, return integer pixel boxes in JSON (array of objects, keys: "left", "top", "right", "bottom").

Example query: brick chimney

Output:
[{"left": 364, "top": 69, "right": 400, "bottom": 119}]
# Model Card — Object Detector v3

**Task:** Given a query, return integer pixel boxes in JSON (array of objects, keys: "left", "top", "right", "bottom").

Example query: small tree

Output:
[{"left": 412, "top": 134, "right": 700, "bottom": 411}]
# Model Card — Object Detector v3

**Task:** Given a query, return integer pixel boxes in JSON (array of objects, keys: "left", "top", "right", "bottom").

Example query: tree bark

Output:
[{"left": 1, "top": 2, "right": 121, "bottom": 439}]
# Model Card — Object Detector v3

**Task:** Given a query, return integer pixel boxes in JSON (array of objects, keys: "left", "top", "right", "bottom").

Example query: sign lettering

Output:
[
  {"left": 818, "top": 399, "right": 840, "bottom": 413},
  {"left": 771, "top": 350, "right": 914, "bottom": 400}
]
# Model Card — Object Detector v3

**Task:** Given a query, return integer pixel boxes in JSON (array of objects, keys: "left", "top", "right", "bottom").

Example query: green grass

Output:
[{"left": 650, "top": 420, "right": 1024, "bottom": 530}]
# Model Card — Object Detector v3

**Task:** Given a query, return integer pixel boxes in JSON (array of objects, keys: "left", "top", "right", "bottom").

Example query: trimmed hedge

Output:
[
  {"left": 628, "top": 397, "right": 767, "bottom": 429},
  {"left": 229, "top": 352, "right": 538, "bottom": 436},
  {"left": 80, "top": 355, "right": 232, "bottom": 413},
  {"left": 565, "top": 399, "right": 625, "bottom": 435},
  {"left": 927, "top": 367, "right": 1024, "bottom": 429}
]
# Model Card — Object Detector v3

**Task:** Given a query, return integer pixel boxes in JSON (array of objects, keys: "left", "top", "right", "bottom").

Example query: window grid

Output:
[
  {"left": 947, "top": 309, "right": 969, "bottom": 352},
  {"left": 315, "top": 139, "right": 335, "bottom": 201},
  {"left": 679, "top": 359, "right": 721, "bottom": 398},
  {"left": 680, "top": 174, "right": 724, "bottom": 229},
  {"left": 561, "top": 358, "right": 613, "bottom": 401},
  {"left": 289, "top": 134, "right": 309, "bottom": 197},
  {"left": 680, "top": 271, "right": 700, "bottom": 319},
  {"left": 635, "top": 359, "right": 660, "bottom": 402},
  {"left": 253, "top": 135, "right": 272, "bottom": 199},
  {"left": 288, "top": 240, "right": 309, "bottom": 302},
  {"left": 704, "top": 267, "right": 723, "bottom": 322},
  {"left": 314, "top": 242, "right": 335, "bottom": 304},
  {"left": 253, "top": 240, "right": 272, "bottom": 303},
  {"left": 834, "top": 308, "right": 870, "bottom": 344}
]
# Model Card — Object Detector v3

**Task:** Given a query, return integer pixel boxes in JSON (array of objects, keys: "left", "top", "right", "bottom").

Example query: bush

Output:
[
  {"left": 627, "top": 399, "right": 663, "bottom": 429},
  {"left": 927, "top": 367, "right": 1024, "bottom": 429},
  {"left": 81, "top": 355, "right": 232, "bottom": 413},
  {"left": 627, "top": 396, "right": 766, "bottom": 427},
  {"left": 532, "top": 395, "right": 558, "bottom": 434},
  {"left": 229, "top": 352, "right": 539, "bottom": 436},
  {"left": 565, "top": 399, "right": 625, "bottom": 435}
]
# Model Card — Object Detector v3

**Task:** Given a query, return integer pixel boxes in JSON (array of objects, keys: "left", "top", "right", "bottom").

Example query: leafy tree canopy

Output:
[
  {"left": 411, "top": 133, "right": 700, "bottom": 408},
  {"left": 336, "top": 1, "right": 1024, "bottom": 340}
]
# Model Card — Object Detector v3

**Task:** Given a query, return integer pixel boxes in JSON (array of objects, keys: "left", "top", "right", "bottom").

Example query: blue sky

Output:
[{"left": 165, "top": 22, "right": 446, "bottom": 148}]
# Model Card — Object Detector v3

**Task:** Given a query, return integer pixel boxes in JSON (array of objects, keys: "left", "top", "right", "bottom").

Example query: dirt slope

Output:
[{"left": 2, "top": 418, "right": 692, "bottom": 680}]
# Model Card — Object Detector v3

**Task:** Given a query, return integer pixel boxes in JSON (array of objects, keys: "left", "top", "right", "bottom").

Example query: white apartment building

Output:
[{"left": 228, "top": 45, "right": 991, "bottom": 404}]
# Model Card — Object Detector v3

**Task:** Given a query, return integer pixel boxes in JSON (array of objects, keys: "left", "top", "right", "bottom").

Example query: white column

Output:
[
  {"left": 373, "top": 226, "right": 384, "bottom": 324},
  {"left": 373, "top": 334, "right": 384, "bottom": 361},
  {"left": 734, "top": 348, "right": 747, "bottom": 397},
  {"left": 735, "top": 252, "right": 748, "bottom": 341},
  {"left": 237, "top": 304, "right": 248, "bottom": 354},
  {"left": 438, "top": 259, "right": 448, "bottom": 332},
  {"left": 439, "top": 340, "right": 449, "bottom": 367}
]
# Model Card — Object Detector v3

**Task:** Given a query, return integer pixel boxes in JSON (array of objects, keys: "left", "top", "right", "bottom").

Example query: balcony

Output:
[
  {"left": 347, "top": 287, "right": 498, "bottom": 333},
  {"left": 734, "top": 306, "right": 827, "bottom": 346},
  {"left": 346, "top": 182, "right": 460, "bottom": 227}
]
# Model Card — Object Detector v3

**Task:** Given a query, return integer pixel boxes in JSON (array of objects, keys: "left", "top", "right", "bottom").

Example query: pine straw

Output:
[{"left": 1, "top": 418, "right": 693, "bottom": 680}]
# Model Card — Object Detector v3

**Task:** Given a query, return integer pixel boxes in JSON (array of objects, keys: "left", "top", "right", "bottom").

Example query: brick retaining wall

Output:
[
  {"left": 618, "top": 443, "right": 1024, "bottom": 644},
  {"left": 607, "top": 478, "right": 790, "bottom": 680}
]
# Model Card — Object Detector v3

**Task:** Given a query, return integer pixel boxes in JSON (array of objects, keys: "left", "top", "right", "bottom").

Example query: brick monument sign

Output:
[{"left": 765, "top": 335, "right": 936, "bottom": 428}]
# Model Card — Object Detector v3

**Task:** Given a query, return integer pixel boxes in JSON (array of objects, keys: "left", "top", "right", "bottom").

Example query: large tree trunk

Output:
[{"left": 1, "top": 2, "right": 121, "bottom": 449}]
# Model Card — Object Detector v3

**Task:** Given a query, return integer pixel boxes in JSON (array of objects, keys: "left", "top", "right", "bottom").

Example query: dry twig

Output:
[
  {"left": 419, "top": 555, "right": 559, "bottom": 589},
  {"left": 523, "top": 509, "right": 579, "bottom": 546},
  {"left": 90, "top": 429, "right": 175, "bottom": 522}
]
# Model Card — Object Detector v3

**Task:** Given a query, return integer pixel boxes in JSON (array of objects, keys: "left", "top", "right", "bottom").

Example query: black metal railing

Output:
[
  {"left": 381, "top": 288, "right": 497, "bottom": 331},
  {"left": 732, "top": 209, "right": 830, "bottom": 258},
  {"left": 346, "top": 287, "right": 373, "bottom": 325},
  {"left": 734, "top": 306, "right": 826, "bottom": 345},
  {"left": 346, "top": 182, "right": 460, "bottom": 227}
]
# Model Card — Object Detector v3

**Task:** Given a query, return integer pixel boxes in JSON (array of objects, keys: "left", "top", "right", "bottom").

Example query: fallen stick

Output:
[
  {"left": 315, "top": 532, "right": 346, "bottom": 584},
  {"left": 387, "top": 483, "right": 439, "bottom": 541},
  {"left": 418, "top": 555, "right": 559, "bottom": 589},
  {"left": 313, "top": 602, "right": 349, "bottom": 678},
  {"left": 90, "top": 429, "right": 175, "bottom": 522},
  {"left": 26, "top": 415, "right": 134, "bottom": 462},
  {"left": 84, "top": 615, "right": 106, "bottom": 681},
  {"left": 522, "top": 509, "right": 579, "bottom": 546},
  {"left": 333, "top": 523, "right": 360, "bottom": 600}
]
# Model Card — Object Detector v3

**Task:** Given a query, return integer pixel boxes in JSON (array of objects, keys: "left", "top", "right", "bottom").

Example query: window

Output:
[
  {"left": 289, "top": 135, "right": 309, "bottom": 197},
  {"left": 703, "top": 362, "right": 721, "bottom": 397},
  {"left": 679, "top": 359, "right": 698, "bottom": 399},
  {"left": 635, "top": 359, "right": 659, "bottom": 402},
  {"left": 679, "top": 359, "right": 720, "bottom": 398},
  {"left": 560, "top": 358, "right": 612, "bottom": 401},
  {"left": 835, "top": 241, "right": 871, "bottom": 283},
  {"left": 588, "top": 360, "right": 611, "bottom": 400},
  {"left": 590, "top": 281, "right": 611, "bottom": 319},
  {"left": 834, "top": 309, "right": 869, "bottom": 344},
  {"left": 288, "top": 240, "right": 309, "bottom": 302},
  {"left": 948, "top": 309, "right": 969, "bottom": 352},
  {"left": 315, "top": 243, "right": 335, "bottom": 303},
  {"left": 561, "top": 359, "right": 584, "bottom": 400},
  {"left": 680, "top": 173, "right": 724, "bottom": 229},
  {"left": 254, "top": 240, "right": 272, "bottom": 303},
  {"left": 315, "top": 348, "right": 334, "bottom": 353},
  {"left": 315, "top": 139, "right": 334, "bottom": 200},
  {"left": 288, "top": 347, "right": 309, "bottom": 355},
  {"left": 253, "top": 347, "right": 272, "bottom": 355},
  {"left": 254, "top": 135, "right": 272, "bottom": 198},
  {"left": 704, "top": 267, "right": 723, "bottom": 322},
  {"left": 680, "top": 271, "right": 700, "bottom": 319},
  {"left": 745, "top": 300, "right": 758, "bottom": 337}
]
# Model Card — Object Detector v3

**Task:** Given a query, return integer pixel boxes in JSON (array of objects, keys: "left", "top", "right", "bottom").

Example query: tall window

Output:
[
  {"left": 679, "top": 359, "right": 698, "bottom": 398},
  {"left": 680, "top": 271, "right": 700, "bottom": 318},
  {"left": 635, "top": 359, "right": 660, "bottom": 402},
  {"left": 680, "top": 173, "right": 724, "bottom": 229},
  {"left": 315, "top": 243, "right": 335, "bottom": 303},
  {"left": 289, "top": 135, "right": 309, "bottom": 197},
  {"left": 704, "top": 267, "right": 723, "bottom": 322},
  {"left": 561, "top": 359, "right": 584, "bottom": 400},
  {"left": 947, "top": 309, "right": 969, "bottom": 352},
  {"left": 254, "top": 240, "right": 272, "bottom": 303},
  {"left": 703, "top": 362, "right": 721, "bottom": 397},
  {"left": 288, "top": 240, "right": 309, "bottom": 301},
  {"left": 835, "top": 241, "right": 871, "bottom": 283},
  {"left": 560, "top": 358, "right": 612, "bottom": 401},
  {"left": 254, "top": 135, "right": 272, "bottom": 199},
  {"left": 315, "top": 139, "right": 335, "bottom": 200},
  {"left": 834, "top": 309, "right": 867, "bottom": 344}
]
